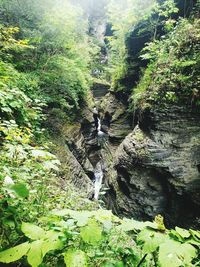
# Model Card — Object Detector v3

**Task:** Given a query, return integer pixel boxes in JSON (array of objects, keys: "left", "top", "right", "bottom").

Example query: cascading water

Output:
[
  {"left": 97, "top": 117, "right": 101, "bottom": 132},
  {"left": 97, "top": 117, "right": 106, "bottom": 147},
  {"left": 93, "top": 116, "right": 105, "bottom": 200},
  {"left": 94, "top": 161, "right": 103, "bottom": 200}
]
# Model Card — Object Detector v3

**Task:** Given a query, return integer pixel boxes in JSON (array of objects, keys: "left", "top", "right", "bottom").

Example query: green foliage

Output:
[
  {"left": 0, "top": 1, "right": 99, "bottom": 255},
  {"left": 0, "top": 1, "right": 199, "bottom": 267},
  {"left": 21, "top": 222, "right": 46, "bottom": 240},
  {"left": 0, "top": 209, "right": 199, "bottom": 267},
  {"left": 0, "top": 60, "right": 45, "bottom": 131},
  {"left": 137, "top": 229, "right": 166, "bottom": 253},
  {"left": 159, "top": 240, "right": 197, "bottom": 267},
  {"left": 107, "top": 0, "right": 154, "bottom": 91},
  {"left": 132, "top": 18, "right": 200, "bottom": 109},
  {"left": 80, "top": 220, "right": 102, "bottom": 245},
  {"left": 0, "top": 0, "right": 95, "bottom": 115},
  {"left": 8, "top": 183, "right": 29, "bottom": 198},
  {"left": 107, "top": 0, "right": 179, "bottom": 92},
  {"left": 0, "top": 24, "right": 30, "bottom": 59},
  {"left": 0, "top": 242, "right": 30, "bottom": 263},
  {"left": 64, "top": 250, "right": 88, "bottom": 267}
]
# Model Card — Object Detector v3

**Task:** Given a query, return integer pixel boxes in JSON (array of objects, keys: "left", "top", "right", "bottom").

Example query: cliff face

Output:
[
  {"left": 49, "top": 89, "right": 200, "bottom": 228},
  {"left": 103, "top": 102, "right": 200, "bottom": 228}
]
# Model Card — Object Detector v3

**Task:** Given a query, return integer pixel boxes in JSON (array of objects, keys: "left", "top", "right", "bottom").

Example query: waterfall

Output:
[
  {"left": 94, "top": 161, "right": 103, "bottom": 200},
  {"left": 93, "top": 116, "right": 104, "bottom": 200},
  {"left": 97, "top": 117, "right": 101, "bottom": 132},
  {"left": 97, "top": 116, "right": 106, "bottom": 146}
]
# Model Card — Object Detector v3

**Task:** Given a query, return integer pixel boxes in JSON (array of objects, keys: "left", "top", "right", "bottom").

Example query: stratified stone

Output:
[{"left": 105, "top": 105, "right": 200, "bottom": 228}]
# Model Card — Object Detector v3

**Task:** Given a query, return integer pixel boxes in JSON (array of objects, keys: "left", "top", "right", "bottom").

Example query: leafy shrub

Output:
[
  {"left": 39, "top": 55, "right": 90, "bottom": 111},
  {"left": 0, "top": 209, "right": 199, "bottom": 266},
  {"left": 107, "top": 0, "right": 179, "bottom": 92},
  {"left": 0, "top": 61, "right": 45, "bottom": 128},
  {"left": 132, "top": 18, "right": 200, "bottom": 109}
]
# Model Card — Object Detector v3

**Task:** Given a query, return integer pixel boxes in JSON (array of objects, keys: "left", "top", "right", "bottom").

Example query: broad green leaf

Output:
[
  {"left": 186, "top": 239, "right": 200, "bottom": 247},
  {"left": 137, "top": 229, "right": 166, "bottom": 253},
  {"left": 9, "top": 183, "right": 29, "bottom": 198},
  {"left": 190, "top": 229, "right": 200, "bottom": 240},
  {"left": 51, "top": 209, "right": 74, "bottom": 216},
  {"left": 0, "top": 242, "right": 30, "bottom": 263},
  {"left": 115, "top": 261, "right": 125, "bottom": 267},
  {"left": 80, "top": 220, "right": 102, "bottom": 245},
  {"left": 64, "top": 250, "right": 87, "bottom": 267},
  {"left": 42, "top": 231, "right": 63, "bottom": 256},
  {"left": 117, "top": 218, "right": 157, "bottom": 232},
  {"left": 51, "top": 209, "right": 92, "bottom": 226},
  {"left": 159, "top": 240, "right": 197, "bottom": 267},
  {"left": 27, "top": 240, "right": 43, "bottom": 267},
  {"left": 21, "top": 222, "right": 46, "bottom": 240},
  {"left": 181, "top": 243, "right": 197, "bottom": 263},
  {"left": 92, "top": 209, "right": 115, "bottom": 222},
  {"left": 175, "top": 227, "right": 190, "bottom": 238},
  {"left": 170, "top": 230, "right": 184, "bottom": 242},
  {"left": 71, "top": 211, "right": 91, "bottom": 227}
]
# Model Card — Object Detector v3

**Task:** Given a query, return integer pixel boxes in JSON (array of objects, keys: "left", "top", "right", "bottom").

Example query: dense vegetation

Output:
[
  {"left": 0, "top": 0, "right": 94, "bottom": 115},
  {"left": 1, "top": 210, "right": 200, "bottom": 266},
  {"left": 0, "top": 0, "right": 200, "bottom": 266},
  {"left": 132, "top": 17, "right": 200, "bottom": 109},
  {"left": 107, "top": 0, "right": 200, "bottom": 110}
]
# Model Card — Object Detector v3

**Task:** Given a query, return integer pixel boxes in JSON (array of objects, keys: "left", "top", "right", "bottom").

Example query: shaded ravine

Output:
[{"left": 50, "top": 86, "right": 200, "bottom": 229}]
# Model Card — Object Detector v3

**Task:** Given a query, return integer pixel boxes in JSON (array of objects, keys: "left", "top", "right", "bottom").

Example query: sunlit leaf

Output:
[
  {"left": 80, "top": 220, "right": 102, "bottom": 245},
  {"left": 137, "top": 229, "right": 166, "bottom": 253},
  {"left": 64, "top": 250, "right": 88, "bottom": 267},
  {"left": 9, "top": 183, "right": 29, "bottom": 198},
  {"left": 42, "top": 231, "right": 63, "bottom": 256},
  {"left": 27, "top": 240, "right": 43, "bottom": 267},
  {"left": 159, "top": 240, "right": 197, "bottom": 267},
  {"left": 117, "top": 218, "right": 157, "bottom": 232},
  {"left": 0, "top": 242, "right": 30, "bottom": 263},
  {"left": 21, "top": 222, "right": 46, "bottom": 240},
  {"left": 175, "top": 227, "right": 190, "bottom": 238}
]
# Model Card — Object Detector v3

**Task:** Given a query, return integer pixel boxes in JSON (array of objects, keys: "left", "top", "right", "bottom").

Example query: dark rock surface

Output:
[
  {"left": 92, "top": 81, "right": 110, "bottom": 102},
  {"left": 105, "top": 105, "right": 200, "bottom": 228},
  {"left": 49, "top": 90, "right": 200, "bottom": 228},
  {"left": 48, "top": 114, "right": 94, "bottom": 195},
  {"left": 100, "top": 93, "right": 132, "bottom": 144}
]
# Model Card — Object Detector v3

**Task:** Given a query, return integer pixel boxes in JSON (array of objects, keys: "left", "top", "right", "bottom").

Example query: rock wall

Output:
[
  {"left": 48, "top": 114, "right": 94, "bottom": 196},
  {"left": 48, "top": 91, "right": 200, "bottom": 228},
  {"left": 103, "top": 103, "right": 200, "bottom": 228}
]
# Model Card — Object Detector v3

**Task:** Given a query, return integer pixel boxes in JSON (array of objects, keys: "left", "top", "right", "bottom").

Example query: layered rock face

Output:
[
  {"left": 100, "top": 93, "right": 132, "bottom": 144},
  {"left": 49, "top": 91, "right": 200, "bottom": 228},
  {"left": 48, "top": 114, "right": 95, "bottom": 196},
  {"left": 104, "top": 104, "right": 200, "bottom": 228}
]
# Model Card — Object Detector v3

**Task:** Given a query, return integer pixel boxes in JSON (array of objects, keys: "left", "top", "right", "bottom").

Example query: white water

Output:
[
  {"left": 97, "top": 117, "right": 106, "bottom": 145},
  {"left": 97, "top": 117, "right": 101, "bottom": 132},
  {"left": 93, "top": 116, "right": 104, "bottom": 200},
  {"left": 94, "top": 161, "right": 103, "bottom": 200}
]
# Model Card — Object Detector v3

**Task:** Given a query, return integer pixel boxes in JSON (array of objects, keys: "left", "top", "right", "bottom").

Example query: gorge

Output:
[{"left": 0, "top": 0, "right": 200, "bottom": 266}]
